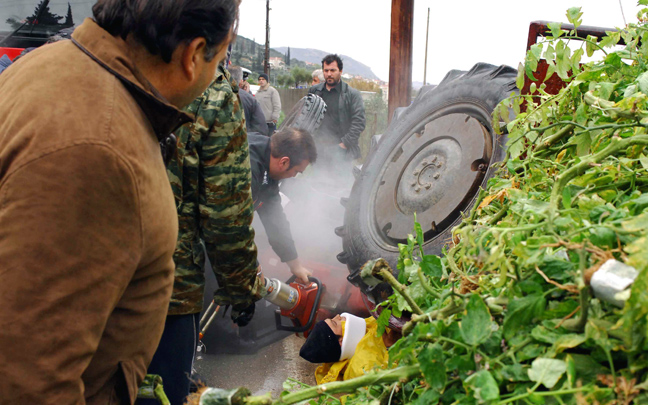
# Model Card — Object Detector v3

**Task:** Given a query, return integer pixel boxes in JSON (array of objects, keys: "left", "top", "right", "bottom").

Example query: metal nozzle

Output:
[{"left": 264, "top": 278, "right": 299, "bottom": 310}]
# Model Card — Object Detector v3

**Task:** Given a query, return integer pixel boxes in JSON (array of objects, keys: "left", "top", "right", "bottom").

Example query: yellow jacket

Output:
[{"left": 315, "top": 317, "right": 389, "bottom": 384}]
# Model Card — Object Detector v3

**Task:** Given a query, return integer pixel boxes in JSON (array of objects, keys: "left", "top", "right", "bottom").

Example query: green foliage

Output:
[{"left": 235, "top": 8, "right": 648, "bottom": 405}]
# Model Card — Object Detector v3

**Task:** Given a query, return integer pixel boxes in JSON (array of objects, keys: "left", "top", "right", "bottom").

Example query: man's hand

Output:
[
  {"left": 231, "top": 302, "right": 255, "bottom": 327},
  {"left": 256, "top": 266, "right": 265, "bottom": 286},
  {"left": 338, "top": 142, "right": 347, "bottom": 149},
  {"left": 239, "top": 80, "right": 250, "bottom": 92},
  {"left": 287, "top": 259, "right": 312, "bottom": 284}
]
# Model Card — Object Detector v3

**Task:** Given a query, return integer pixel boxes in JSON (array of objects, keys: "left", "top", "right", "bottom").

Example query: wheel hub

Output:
[{"left": 373, "top": 113, "right": 492, "bottom": 242}]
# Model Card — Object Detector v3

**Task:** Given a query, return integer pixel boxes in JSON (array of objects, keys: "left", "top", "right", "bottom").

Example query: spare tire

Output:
[
  {"left": 279, "top": 94, "right": 327, "bottom": 133},
  {"left": 338, "top": 63, "right": 517, "bottom": 302}
]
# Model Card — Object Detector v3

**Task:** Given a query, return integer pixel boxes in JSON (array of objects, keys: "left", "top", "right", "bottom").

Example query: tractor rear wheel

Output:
[{"left": 338, "top": 63, "right": 517, "bottom": 303}]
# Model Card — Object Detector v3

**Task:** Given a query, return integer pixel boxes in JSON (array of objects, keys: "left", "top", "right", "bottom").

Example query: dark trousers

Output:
[
  {"left": 138, "top": 313, "right": 200, "bottom": 405},
  {"left": 267, "top": 122, "right": 277, "bottom": 134}
]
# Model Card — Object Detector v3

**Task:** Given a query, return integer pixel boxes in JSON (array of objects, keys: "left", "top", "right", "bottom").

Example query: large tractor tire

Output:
[{"left": 338, "top": 63, "right": 517, "bottom": 303}]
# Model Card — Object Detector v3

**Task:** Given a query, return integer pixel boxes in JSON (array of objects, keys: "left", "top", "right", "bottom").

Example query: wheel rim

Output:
[{"left": 370, "top": 109, "right": 493, "bottom": 247}]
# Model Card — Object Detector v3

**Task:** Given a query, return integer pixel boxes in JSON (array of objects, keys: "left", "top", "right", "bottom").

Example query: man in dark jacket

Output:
[
  {"left": 308, "top": 54, "right": 366, "bottom": 160},
  {"left": 228, "top": 65, "right": 268, "bottom": 135},
  {"left": 248, "top": 128, "right": 317, "bottom": 284}
]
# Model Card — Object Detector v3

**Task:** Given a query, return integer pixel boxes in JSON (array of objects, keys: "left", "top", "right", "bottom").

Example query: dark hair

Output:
[
  {"left": 271, "top": 127, "right": 317, "bottom": 168},
  {"left": 93, "top": 0, "right": 240, "bottom": 63},
  {"left": 322, "top": 54, "right": 343, "bottom": 71},
  {"left": 228, "top": 65, "right": 243, "bottom": 83}
]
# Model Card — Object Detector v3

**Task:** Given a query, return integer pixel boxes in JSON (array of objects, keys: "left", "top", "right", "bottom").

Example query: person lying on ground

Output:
[{"left": 299, "top": 313, "right": 401, "bottom": 384}]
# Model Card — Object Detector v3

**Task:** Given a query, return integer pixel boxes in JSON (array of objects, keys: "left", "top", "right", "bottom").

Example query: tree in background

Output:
[
  {"left": 6, "top": 0, "right": 72, "bottom": 30},
  {"left": 64, "top": 3, "right": 73, "bottom": 26},
  {"left": 285, "top": 47, "right": 291, "bottom": 66},
  {"left": 276, "top": 74, "right": 292, "bottom": 88},
  {"left": 347, "top": 78, "right": 381, "bottom": 92},
  {"left": 290, "top": 67, "right": 312, "bottom": 88}
]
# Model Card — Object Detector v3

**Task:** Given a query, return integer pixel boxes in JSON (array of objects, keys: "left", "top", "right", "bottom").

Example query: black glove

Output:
[{"left": 231, "top": 302, "right": 255, "bottom": 327}]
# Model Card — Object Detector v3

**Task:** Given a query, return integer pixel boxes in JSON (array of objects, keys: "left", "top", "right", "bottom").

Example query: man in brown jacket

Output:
[{"left": 0, "top": 0, "right": 240, "bottom": 403}]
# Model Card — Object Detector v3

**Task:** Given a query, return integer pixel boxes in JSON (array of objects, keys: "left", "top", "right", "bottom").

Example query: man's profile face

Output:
[
  {"left": 323, "top": 61, "right": 341, "bottom": 86},
  {"left": 270, "top": 158, "right": 310, "bottom": 180},
  {"left": 258, "top": 76, "right": 268, "bottom": 86},
  {"left": 312, "top": 77, "right": 321, "bottom": 85},
  {"left": 325, "top": 314, "right": 343, "bottom": 337},
  {"left": 178, "top": 35, "right": 230, "bottom": 108}
]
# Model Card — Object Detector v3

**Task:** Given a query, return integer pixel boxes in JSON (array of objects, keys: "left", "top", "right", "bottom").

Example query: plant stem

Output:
[
  {"left": 254, "top": 366, "right": 422, "bottom": 405},
  {"left": 417, "top": 267, "right": 440, "bottom": 299},
  {"left": 534, "top": 124, "right": 574, "bottom": 153},
  {"left": 497, "top": 386, "right": 590, "bottom": 404},
  {"left": 402, "top": 300, "right": 464, "bottom": 336},
  {"left": 377, "top": 267, "right": 424, "bottom": 315},
  {"left": 549, "top": 135, "right": 648, "bottom": 213}
]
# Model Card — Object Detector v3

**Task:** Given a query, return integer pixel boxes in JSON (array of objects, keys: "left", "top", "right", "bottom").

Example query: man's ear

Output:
[
  {"left": 180, "top": 37, "right": 208, "bottom": 82},
  {"left": 279, "top": 156, "right": 291, "bottom": 169}
]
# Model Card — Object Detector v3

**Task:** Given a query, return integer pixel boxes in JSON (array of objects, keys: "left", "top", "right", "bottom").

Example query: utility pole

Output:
[
  {"left": 264, "top": 0, "right": 270, "bottom": 75},
  {"left": 423, "top": 8, "right": 430, "bottom": 86},
  {"left": 388, "top": 0, "right": 414, "bottom": 123}
]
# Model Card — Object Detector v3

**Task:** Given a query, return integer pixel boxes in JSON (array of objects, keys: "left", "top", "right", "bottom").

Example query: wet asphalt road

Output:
[{"left": 192, "top": 175, "right": 352, "bottom": 397}]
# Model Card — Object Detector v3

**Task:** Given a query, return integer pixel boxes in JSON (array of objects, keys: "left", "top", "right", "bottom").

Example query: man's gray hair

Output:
[
  {"left": 312, "top": 69, "right": 324, "bottom": 82},
  {"left": 228, "top": 65, "right": 243, "bottom": 82}
]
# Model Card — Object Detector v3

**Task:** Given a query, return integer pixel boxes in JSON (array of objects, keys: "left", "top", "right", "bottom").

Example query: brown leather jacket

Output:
[{"left": 0, "top": 19, "right": 190, "bottom": 404}]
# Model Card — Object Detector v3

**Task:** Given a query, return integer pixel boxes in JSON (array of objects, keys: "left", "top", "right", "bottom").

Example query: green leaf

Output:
[
  {"left": 414, "top": 389, "right": 441, "bottom": 405},
  {"left": 460, "top": 294, "right": 492, "bottom": 346},
  {"left": 574, "top": 132, "right": 592, "bottom": 156},
  {"left": 566, "top": 355, "right": 577, "bottom": 388},
  {"left": 625, "top": 236, "right": 648, "bottom": 271},
  {"left": 501, "top": 364, "right": 530, "bottom": 382},
  {"left": 508, "top": 136, "right": 525, "bottom": 160},
  {"left": 413, "top": 217, "right": 424, "bottom": 251},
  {"left": 590, "top": 226, "right": 616, "bottom": 248},
  {"left": 516, "top": 62, "right": 525, "bottom": 90},
  {"left": 600, "top": 31, "right": 621, "bottom": 48},
  {"left": 566, "top": 7, "right": 583, "bottom": 29},
  {"left": 419, "top": 344, "right": 446, "bottom": 390},
  {"left": 640, "top": 154, "right": 648, "bottom": 170},
  {"left": 376, "top": 308, "right": 391, "bottom": 338},
  {"left": 570, "top": 353, "right": 610, "bottom": 383},
  {"left": 548, "top": 22, "right": 563, "bottom": 38},
  {"left": 421, "top": 254, "right": 443, "bottom": 278},
  {"left": 637, "top": 72, "right": 648, "bottom": 95},
  {"left": 597, "top": 82, "right": 616, "bottom": 100},
  {"left": 562, "top": 187, "right": 572, "bottom": 210},
  {"left": 503, "top": 294, "right": 547, "bottom": 340},
  {"left": 585, "top": 35, "right": 598, "bottom": 57},
  {"left": 528, "top": 358, "right": 567, "bottom": 389},
  {"left": 465, "top": 370, "right": 500, "bottom": 403},
  {"left": 551, "top": 334, "right": 587, "bottom": 354}
]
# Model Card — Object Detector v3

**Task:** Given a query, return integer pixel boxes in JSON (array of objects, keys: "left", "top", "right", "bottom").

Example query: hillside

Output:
[
  {"left": 275, "top": 47, "right": 379, "bottom": 81},
  {"left": 229, "top": 35, "right": 380, "bottom": 81}
]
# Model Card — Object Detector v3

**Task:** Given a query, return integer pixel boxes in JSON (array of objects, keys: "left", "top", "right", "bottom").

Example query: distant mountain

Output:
[
  {"left": 275, "top": 47, "right": 380, "bottom": 81},
  {"left": 229, "top": 36, "right": 380, "bottom": 81}
]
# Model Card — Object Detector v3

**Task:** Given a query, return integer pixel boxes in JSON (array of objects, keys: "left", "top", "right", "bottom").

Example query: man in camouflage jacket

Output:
[{"left": 143, "top": 65, "right": 265, "bottom": 404}]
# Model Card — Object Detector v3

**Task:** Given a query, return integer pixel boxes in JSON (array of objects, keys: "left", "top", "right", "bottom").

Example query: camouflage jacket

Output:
[{"left": 167, "top": 66, "right": 264, "bottom": 315}]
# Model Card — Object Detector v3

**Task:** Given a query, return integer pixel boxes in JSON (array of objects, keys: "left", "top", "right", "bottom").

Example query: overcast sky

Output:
[{"left": 237, "top": 0, "right": 645, "bottom": 84}]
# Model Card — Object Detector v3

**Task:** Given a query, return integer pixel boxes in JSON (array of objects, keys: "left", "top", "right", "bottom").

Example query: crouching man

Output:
[
  {"left": 299, "top": 313, "right": 401, "bottom": 384},
  {"left": 248, "top": 128, "right": 317, "bottom": 284}
]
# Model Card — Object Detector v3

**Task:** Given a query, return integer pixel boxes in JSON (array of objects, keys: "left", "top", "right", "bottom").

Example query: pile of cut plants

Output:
[{"left": 193, "top": 6, "right": 648, "bottom": 405}]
